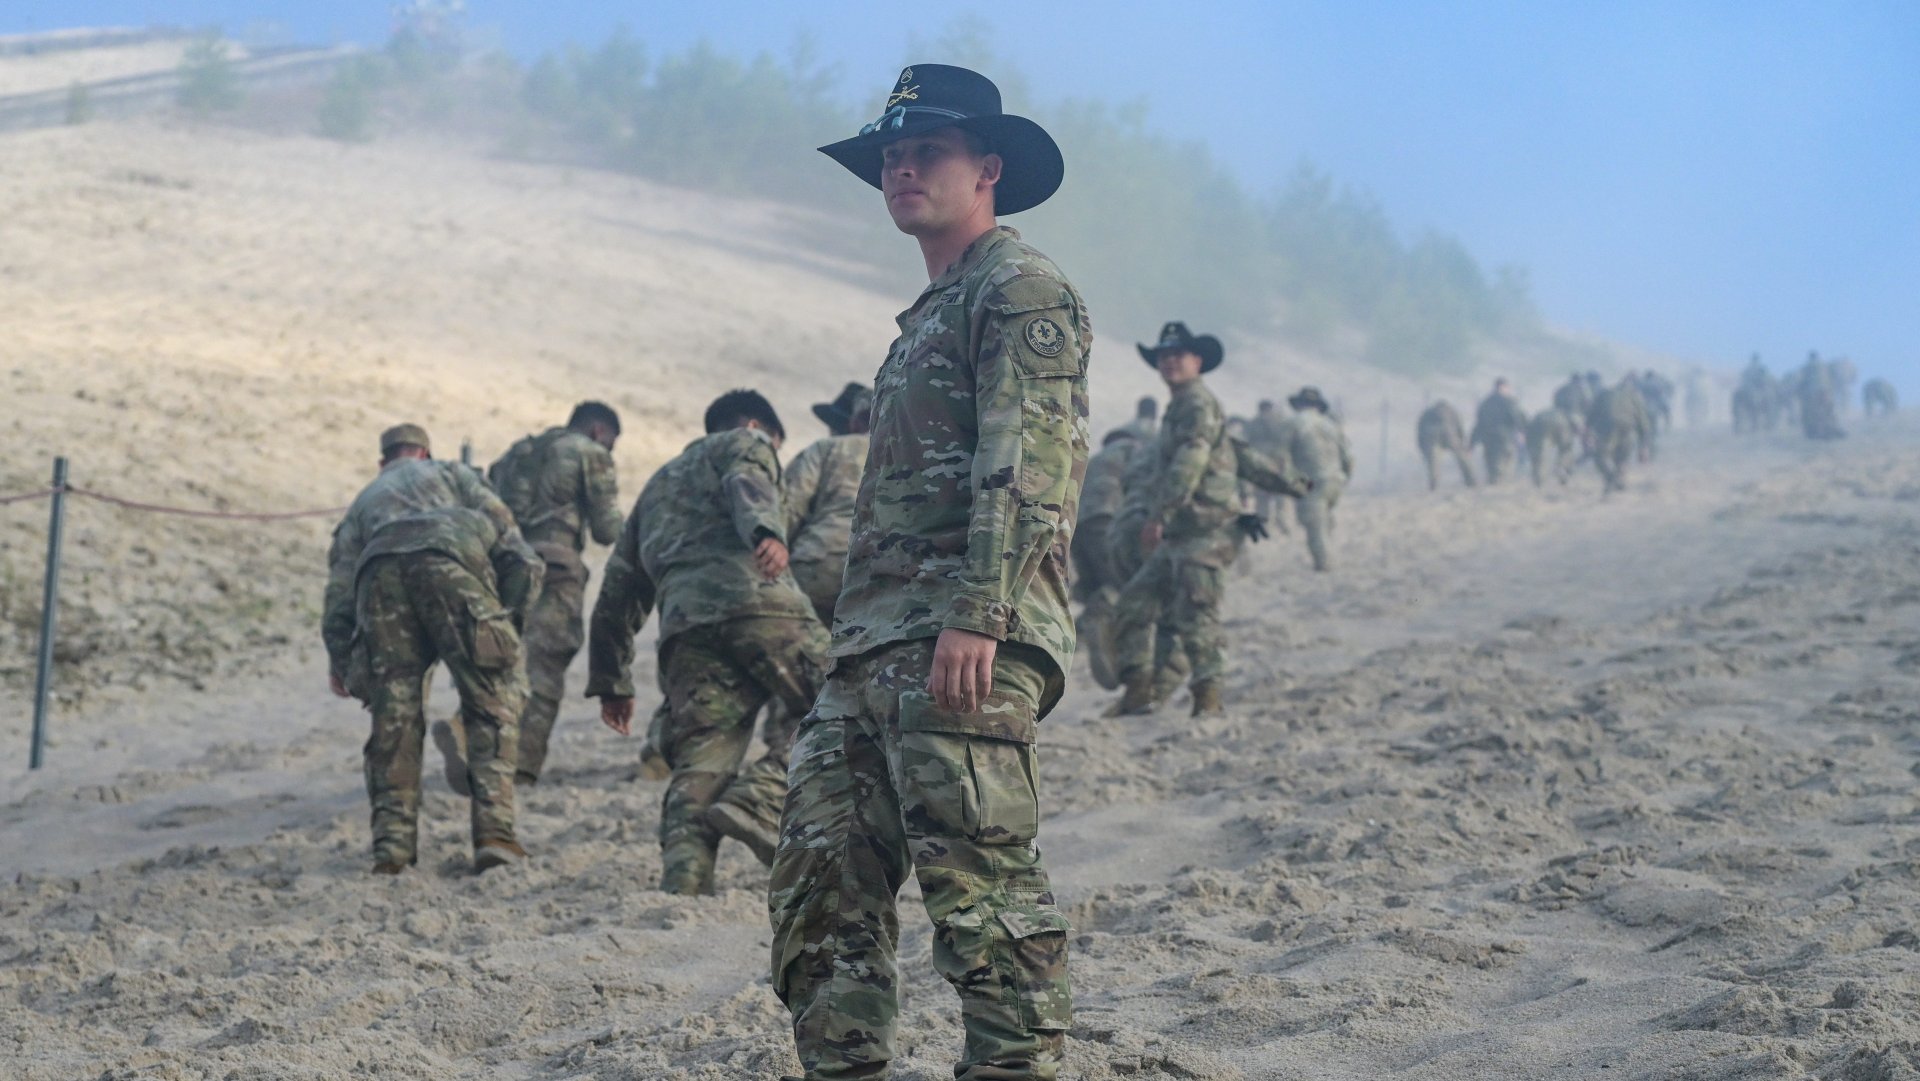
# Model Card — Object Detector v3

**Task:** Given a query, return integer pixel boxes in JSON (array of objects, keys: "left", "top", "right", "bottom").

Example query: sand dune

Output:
[{"left": 3, "top": 117, "right": 1915, "bottom": 1080}]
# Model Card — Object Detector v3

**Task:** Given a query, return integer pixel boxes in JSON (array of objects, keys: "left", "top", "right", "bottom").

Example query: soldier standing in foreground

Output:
[
  {"left": 323, "top": 424, "right": 543, "bottom": 874},
  {"left": 585, "top": 390, "right": 827, "bottom": 893},
  {"left": 1273, "top": 386, "right": 1352, "bottom": 571},
  {"left": 434, "top": 402, "right": 622, "bottom": 793},
  {"left": 782, "top": 383, "right": 873, "bottom": 624},
  {"left": 1416, "top": 399, "right": 1475, "bottom": 490},
  {"left": 770, "top": 65, "right": 1087, "bottom": 1081},
  {"left": 1470, "top": 378, "right": 1529, "bottom": 484}
]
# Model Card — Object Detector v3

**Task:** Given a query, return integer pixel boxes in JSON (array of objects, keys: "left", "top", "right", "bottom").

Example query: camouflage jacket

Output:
[
  {"left": 783, "top": 433, "right": 869, "bottom": 579},
  {"left": 1471, "top": 393, "right": 1529, "bottom": 446},
  {"left": 486, "top": 427, "right": 621, "bottom": 557},
  {"left": 1552, "top": 379, "right": 1593, "bottom": 421},
  {"left": 1528, "top": 406, "right": 1574, "bottom": 450},
  {"left": 585, "top": 427, "right": 814, "bottom": 698},
  {"left": 322, "top": 458, "right": 542, "bottom": 677},
  {"left": 829, "top": 226, "right": 1091, "bottom": 683},
  {"left": 1589, "top": 383, "right": 1651, "bottom": 437},
  {"left": 1081, "top": 433, "right": 1144, "bottom": 522},
  {"left": 1148, "top": 379, "right": 1236, "bottom": 532},
  {"left": 1417, "top": 401, "right": 1467, "bottom": 449},
  {"left": 1276, "top": 409, "right": 1354, "bottom": 487},
  {"left": 1243, "top": 411, "right": 1288, "bottom": 452}
]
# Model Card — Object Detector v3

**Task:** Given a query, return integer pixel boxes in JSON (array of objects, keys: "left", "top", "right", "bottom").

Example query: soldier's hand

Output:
[
  {"left": 1235, "top": 513, "right": 1269, "bottom": 543},
  {"left": 328, "top": 671, "right": 351, "bottom": 699},
  {"left": 599, "top": 696, "right": 635, "bottom": 736},
  {"left": 1139, "top": 520, "right": 1163, "bottom": 554},
  {"left": 930, "top": 627, "right": 997, "bottom": 714},
  {"left": 754, "top": 537, "right": 790, "bottom": 580}
]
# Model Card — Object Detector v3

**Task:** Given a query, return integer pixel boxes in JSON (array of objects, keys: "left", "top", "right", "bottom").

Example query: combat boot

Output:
[
  {"left": 705, "top": 801, "right": 779, "bottom": 867},
  {"left": 1104, "top": 671, "right": 1156, "bottom": 717},
  {"left": 474, "top": 839, "right": 528, "bottom": 873},
  {"left": 1190, "top": 682, "right": 1224, "bottom": 717},
  {"left": 431, "top": 718, "right": 471, "bottom": 797}
]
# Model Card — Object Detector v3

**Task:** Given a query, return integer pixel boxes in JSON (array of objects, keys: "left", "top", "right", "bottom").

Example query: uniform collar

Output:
[{"left": 900, "top": 226, "right": 1021, "bottom": 323}]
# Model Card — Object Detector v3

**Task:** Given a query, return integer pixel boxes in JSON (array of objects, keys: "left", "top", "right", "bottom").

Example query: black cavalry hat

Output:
[
  {"left": 818, "top": 64, "right": 1064, "bottom": 216},
  {"left": 1136, "top": 321, "right": 1224, "bottom": 373},
  {"left": 812, "top": 381, "right": 870, "bottom": 433},
  {"left": 1288, "top": 386, "right": 1330, "bottom": 413}
]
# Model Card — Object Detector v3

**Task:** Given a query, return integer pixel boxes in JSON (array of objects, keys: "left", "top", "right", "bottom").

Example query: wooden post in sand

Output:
[{"left": 29, "top": 457, "right": 68, "bottom": 770}]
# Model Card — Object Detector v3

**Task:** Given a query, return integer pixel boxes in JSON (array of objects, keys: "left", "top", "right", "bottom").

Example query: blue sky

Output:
[{"left": 13, "top": 2, "right": 1918, "bottom": 392}]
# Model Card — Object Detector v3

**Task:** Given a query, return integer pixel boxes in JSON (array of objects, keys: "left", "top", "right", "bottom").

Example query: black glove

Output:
[{"left": 1235, "top": 513, "right": 1270, "bottom": 543}]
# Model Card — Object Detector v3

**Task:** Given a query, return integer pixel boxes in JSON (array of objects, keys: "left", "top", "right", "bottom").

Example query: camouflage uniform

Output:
[
  {"left": 1070, "top": 429, "right": 1143, "bottom": 688},
  {"left": 487, "top": 427, "right": 621, "bottom": 783},
  {"left": 1526, "top": 407, "right": 1576, "bottom": 487},
  {"left": 1108, "top": 377, "right": 1241, "bottom": 699},
  {"left": 323, "top": 458, "right": 542, "bottom": 868},
  {"left": 769, "top": 226, "right": 1088, "bottom": 1081},
  {"left": 1552, "top": 376, "right": 1593, "bottom": 435},
  {"left": 1274, "top": 407, "right": 1353, "bottom": 572},
  {"left": 585, "top": 426, "right": 827, "bottom": 895},
  {"left": 1242, "top": 408, "right": 1293, "bottom": 528},
  {"left": 1587, "top": 380, "right": 1651, "bottom": 493},
  {"left": 1470, "top": 391, "right": 1528, "bottom": 484},
  {"left": 783, "top": 429, "right": 870, "bottom": 624},
  {"left": 1416, "top": 400, "right": 1475, "bottom": 490},
  {"left": 1102, "top": 434, "right": 1188, "bottom": 700}
]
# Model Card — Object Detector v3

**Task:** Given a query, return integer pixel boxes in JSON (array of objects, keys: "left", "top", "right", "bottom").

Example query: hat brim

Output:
[
  {"left": 812, "top": 402, "right": 850, "bottom": 431},
  {"left": 818, "top": 113, "right": 1064, "bottom": 216},
  {"left": 1136, "top": 336, "right": 1224, "bottom": 373}
]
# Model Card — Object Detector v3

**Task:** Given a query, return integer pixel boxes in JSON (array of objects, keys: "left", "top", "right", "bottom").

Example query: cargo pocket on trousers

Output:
[
  {"left": 997, "top": 903, "right": 1073, "bottom": 1031},
  {"left": 897, "top": 691, "right": 1040, "bottom": 846},
  {"left": 468, "top": 604, "right": 520, "bottom": 670}
]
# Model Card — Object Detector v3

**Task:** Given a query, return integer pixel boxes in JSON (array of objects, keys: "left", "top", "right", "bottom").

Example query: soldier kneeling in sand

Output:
[{"left": 323, "top": 424, "right": 543, "bottom": 875}]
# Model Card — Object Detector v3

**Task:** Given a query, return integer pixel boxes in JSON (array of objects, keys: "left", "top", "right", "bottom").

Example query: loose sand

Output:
[{"left": 2, "top": 117, "right": 1915, "bottom": 1080}]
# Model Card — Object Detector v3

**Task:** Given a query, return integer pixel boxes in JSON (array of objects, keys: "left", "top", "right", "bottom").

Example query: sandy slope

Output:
[
  {"left": 5, "top": 414, "right": 1918, "bottom": 1080},
  {"left": 4, "top": 117, "right": 1915, "bottom": 1080}
]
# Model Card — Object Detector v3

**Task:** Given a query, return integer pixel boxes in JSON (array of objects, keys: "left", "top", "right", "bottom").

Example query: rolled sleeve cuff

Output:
[
  {"left": 944, "top": 591, "right": 1015, "bottom": 640},
  {"left": 584, "top": 673, "right": 633, "bottom": 699}
]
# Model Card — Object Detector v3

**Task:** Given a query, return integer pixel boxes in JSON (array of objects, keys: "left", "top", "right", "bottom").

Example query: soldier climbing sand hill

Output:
[
  {"left": 769, "top": 65, "right": 1086, "bottom": 1081},
  {"left": 1272, "top": 385, "right": 1350, "bottom": 571},
  {"left": 322, "top": 424, "right": 544, "bottom": 875},
  {"left": 1243, "top": 398, "right": 1294, "bottom": 532},
  {"left": 1527, "top": 406, "right": 1577, "bottom": 487},
  {"left": 434, "top": 402, "right": 622, "bottom": 794},
  {"left": 1587, "top": 376, "right": 1652, "bottom": 494},
  {"left": 1470, "top": 378, "right": 1528, "bottom": 484},
  {"left": 585, "top": 390, "right": 828, "bottom": 893},
  {"left": 1074, "top": 419, "right": 1151, "bottom": 690},
  {"left": 1416, "top": 399, "right": 1475, "bottom": 490},
  {"left": 782, "top": 382, "right": 872, "bottom": 625},
  {"left": 1862, "top": 377, "right": 1898, "bottom": 417}
]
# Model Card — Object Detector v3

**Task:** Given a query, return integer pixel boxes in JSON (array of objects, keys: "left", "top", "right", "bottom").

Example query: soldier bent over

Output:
[
  {"left": 323, "top": 424, "right": 543, "bottom": 875},
  {"left": 586, "top": 390, "right": 827, "bottom": 894}
]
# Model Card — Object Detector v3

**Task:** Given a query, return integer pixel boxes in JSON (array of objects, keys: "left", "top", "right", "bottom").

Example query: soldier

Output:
[
  {"left": 1553, "top": 372, "right": 1593, "bottom": 437},
  {"left": 1127, "top": 394, "right": 1160, "bottom": 439},
  {"left": 1273, "top": 386, "right": 1352, "bottom": 571},
  {"left": 1416, "top": 399, "right": 1475, "bottom": 490},
  {"left": 1638, "top": 370, "right": 1675, "bottom": 436},
  {"left": 1862, "top": 377, "right": 1898, "bottom": 417},
  {"left": 1469, "top": 378, "right": 1528, "bottom": 484},
  {"left": 784, "top": 382, "right": 873, "bottom": 624},
  {"left": 432, "top": 402, "right": 622, "bottom": 795},
  {"left": 323, "top": 424, "right": 543, "bottom": 875},
  {"left": 1526, "top": 407, "right": 1577, "bottom": 487},
  {"left": 1587, "top": 377, "right": 1651, "bottom": 494},
  {"left": 1243, "top": 399, "right": 1293, "bottom": 531},
  {"left": 770, "top": 65, "right": 1086, "bottom": 1081},
  {"left": 1797, "top": 352, "right": 1846, "bottom": 440},
  {"left": 585, "top": 389, "right": 828, "bottom": 894},
  {"left": 1074, "top": 423, "right": 1149, "bottom": 690},
  {"left": 1101, "top": 418, "right": 1189, "bottom": 706}
]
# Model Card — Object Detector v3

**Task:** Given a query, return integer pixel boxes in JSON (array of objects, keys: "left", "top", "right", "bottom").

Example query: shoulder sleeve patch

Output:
[{"left": 1024, "top": 316, "right": 1066, "bottom": 357}]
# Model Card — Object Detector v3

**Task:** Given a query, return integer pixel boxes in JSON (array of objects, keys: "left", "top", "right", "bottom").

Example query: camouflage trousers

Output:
[
  {"left": 769, "top": 638, "right": 1072, "bottom": 1081},
  {"left": 657, "top": 616, "right": 828, "bottom": 895},
  {"left": 356, "top": 552, "right": 523, "bottom": 866},
  {"left": 1482, "top": 440, "right": 1516, "bottom": 484},
  {"left": 790, "top": 556, "right": 844, "bottom": 627},
  {"left": 1531, "top": 438, "right": 1574, "bottom": 487},
  {"left": 1110, "top": 543, "right": 1226, "bottom": 690},
  {"left": 1295, "top": 482, "right": 1342, "bottom": 572},
  {"left": 1421, "top": 439, "right": 1474, "bottom": 490},
  {"left": 515, "top": 548, "right": 587, "bottom": 785},
  {"left": 1104, "top": 511, "right": 1189, "bottom": 694},
  {"left": 1594, "top": 430, "right": 1634, "bottom": 493}
]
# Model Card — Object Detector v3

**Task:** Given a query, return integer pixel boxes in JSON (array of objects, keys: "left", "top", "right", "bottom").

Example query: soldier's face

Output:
[
  {"left": 1156, "top": 349, "right": 1202, "bottom": 386},
  {"left": 880, "top": 128, "right": 1002, "bottom": 235}
]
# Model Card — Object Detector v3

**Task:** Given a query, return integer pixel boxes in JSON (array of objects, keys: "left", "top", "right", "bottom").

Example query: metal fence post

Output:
[{"left": 30, "top": 456, "right": 68, "bottom": 770}]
